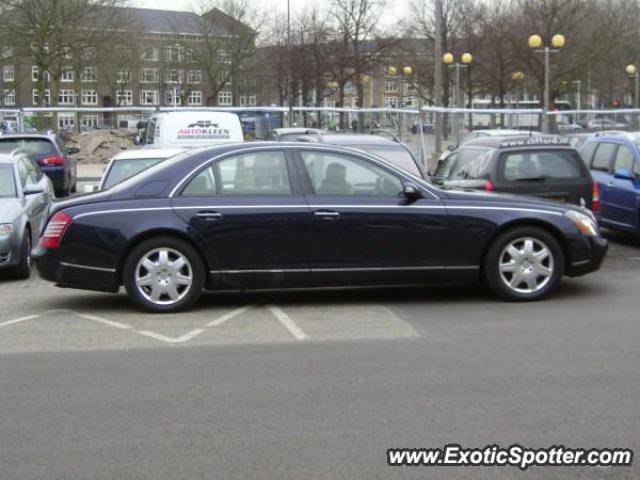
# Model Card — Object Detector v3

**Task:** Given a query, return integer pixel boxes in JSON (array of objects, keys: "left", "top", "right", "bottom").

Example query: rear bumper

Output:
[
  {"left": 40, "top": 166, "right": 67, "bottom": 190},
  {"left": 566, "top": 236, "right": 608, "bottom": 277},
  {"left": 33, "top": 246, "right": 119, "bottom": 292}
]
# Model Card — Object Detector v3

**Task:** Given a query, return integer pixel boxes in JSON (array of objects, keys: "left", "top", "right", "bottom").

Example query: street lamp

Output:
[
  {"left": 625, "top": 64, "right": 638, "bottom": 109},
  {"left": 443, "top": 52, "right": 472, "bottom": 143},
  {"left": 511, "top": 71, "right": 525, "bottom": 128},
  {"left": 387, "top": 65, "right": 414, "bottom": 139},
  {"left": 528, "top": 33, "right": 565, "bottom": 133}
]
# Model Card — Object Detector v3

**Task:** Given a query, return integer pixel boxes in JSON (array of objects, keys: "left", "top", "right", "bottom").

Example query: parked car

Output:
[
  {"left": 437, "top": 129, "right": 544, "bottom": 164},
  {"left": 579, "top": 132, "right": 640, "bottom": 233},
  {"left": 433, "top": 136, "right": 599, "bottom": 212},
  {"left": 587, "top": 118, "right": 629, "bottom": 130},
  {"left": 34, "top": 142, "right": 607, "bottom": 313},
  {"left": 292, "top": 132, "right": 428, "bottom": 179},
  {"left": 0, "top": 133, "right": 78, "bottom": 197},
  {"left": 565, "top": 132, "right": 594, "bottom": 151},
  {"left": 0, "top": 151, "right": 54, "bottom": 278},
  {"left": 84, "top": 148, "right": 186, "bottom": 192},
  {"left": 271, "top": 128, "right": 325, "bottom": 141}
]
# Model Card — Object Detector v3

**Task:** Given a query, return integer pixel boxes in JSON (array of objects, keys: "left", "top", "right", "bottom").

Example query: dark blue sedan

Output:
[{"left": 34, "top": 143, "right": 608, "bottom": 313}]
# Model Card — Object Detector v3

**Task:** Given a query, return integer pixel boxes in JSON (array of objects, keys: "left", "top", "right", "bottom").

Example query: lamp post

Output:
[
  {"left": 528, "top": 33, "right": 565, "bottom": 133},
  {"left": 442, "top": 52, "right": 472, "bottom": 144},
  {"left": 625, "top": 64, "right": 639, "bottom": 109},
  {"left": 511, "top": 71, "right": 525, "bottom": 128},
  {"left": 386, "top": 65, "right": 414, "bottom": 140}
]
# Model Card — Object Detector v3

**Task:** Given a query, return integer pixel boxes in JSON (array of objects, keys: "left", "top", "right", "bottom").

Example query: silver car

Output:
[{"left": 0, "top": 152, "right": 53, "bottom": 279}]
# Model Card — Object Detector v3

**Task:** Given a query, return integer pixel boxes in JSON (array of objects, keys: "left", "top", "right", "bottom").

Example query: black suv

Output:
[
  {"left": 0, "top": 133, "right": 78, "bottom": 197},
  {"left": 433, "top": 136, "right": 598, "bottom": 211}
]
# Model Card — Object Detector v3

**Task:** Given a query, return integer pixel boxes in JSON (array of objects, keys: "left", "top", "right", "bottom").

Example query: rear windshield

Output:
[
  {"left": 0, "top": 138, "right": 55, "bottom": 161},
  {"left": 103, "top": 157, "right": 167, "bottom": 189},
  {"left": 500, "top": 149, "right": 585, "bottom": 181},
  {"left": 445, "top": 147, "right": 494, "bottom": 180},
  {"left": 358, "top": 146, "right": 421, "bottom": 176},
  {"left": 0, "top": 164, "right": 16, "bottom": 197}
]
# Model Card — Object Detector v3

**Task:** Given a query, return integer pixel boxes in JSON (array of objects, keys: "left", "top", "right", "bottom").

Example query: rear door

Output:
[
  {"left": 496, "top": 148, "right": 591, "bottom": 207},
  {"left": 589, "top": 142, "right": 617, "bottom": 222},
  {"left": 605, "top": 143, "right": 640, "bottom": 229}
]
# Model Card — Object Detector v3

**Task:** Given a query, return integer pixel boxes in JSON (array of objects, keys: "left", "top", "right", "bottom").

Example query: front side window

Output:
[
  {"left": 613, "top": 145, "right": 635, "bottom": 173},
  {"left": 591, "top": 143, "right": 616, "bottom": 172},
  {"left": 301, "top": 151, "right": 402, "bottom": 196},
  {"left": 580, "top": 142, "right": 597, "bottom": 165},
  {"left": 0, "top": 164, "right": 17, "bottom": 197},
  {"left": 216, "top": 151, "right": 291, "bottom": 195},
  {"left": 501, "top": 150, "right": 584, "bottom": 181}
]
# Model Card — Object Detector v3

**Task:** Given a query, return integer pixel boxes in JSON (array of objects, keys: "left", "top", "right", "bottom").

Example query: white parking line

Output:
[
  {"left": 267, "top": 305, "right": 309, "bottom": 340},
  {"left": 134, "top": 329, "right": 206, "bottom": 344},
  {"left": 206, "top": 306, "right": 252, "bottom": 327},
  {"left": 0, "top": 314, "right": 41, "bottom": 329},
  {"left": 74, "top": 313, "right": 133, "bottom": 330}
]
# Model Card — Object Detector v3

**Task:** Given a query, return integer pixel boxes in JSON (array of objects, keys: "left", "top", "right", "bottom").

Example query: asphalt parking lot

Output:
[{"left": 1, "top": 230, "right": 639, "bottom": 479}]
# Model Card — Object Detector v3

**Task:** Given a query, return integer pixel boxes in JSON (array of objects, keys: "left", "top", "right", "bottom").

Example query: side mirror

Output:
[
  {"left": 67, "top": 146, "right": 80, "bottom": 155},
  {"left": 23, "top": 183, "right": 43, "bottom": 195},
  {"left": 447, "top": 145, "right": 456, "bottom": 152},
  {"left": 614, "top": 169, "right": 635, "bottom": 180},
  {"left": 133, "top": 135, "right": 141, "bottom": 146},
  {"left": 402, "top": 183, "right": 423, "bottom": 200}
]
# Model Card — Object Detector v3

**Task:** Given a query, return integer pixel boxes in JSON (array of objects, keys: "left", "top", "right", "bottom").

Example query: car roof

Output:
[
  {"left": 461, "top": 135, "right": 571, "bottom": 149},
  {"left": 588, "top": 131, "right": 640, "bottom": 142},
  {"left": 0, "top": 133, "right": 56, "bottom": 141},
  {"left": 473, "top": 129, "right": 528, "bottom": 136},
  {"left": 113, "top": 148, "right": 185, "bottom": 160},
  {"left": 273, "top": 128, "right": 324, "bottom": 135},
  {"left": 315, "top": 134, "right": 399, "bottom": 146}
]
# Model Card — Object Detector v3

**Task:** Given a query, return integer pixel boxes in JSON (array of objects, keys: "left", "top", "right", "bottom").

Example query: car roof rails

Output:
[
  {"left": 593, "top": 130, "right": 629, "bottom": 137},
  {"left": 297, "top": 135, "right": 322, "bottom": 143},
  {"left": 369, "top": 129, "right": 401, "bottom": 143}
]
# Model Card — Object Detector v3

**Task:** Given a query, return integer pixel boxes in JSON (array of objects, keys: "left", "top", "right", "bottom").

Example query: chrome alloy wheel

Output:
[
  {"left": 498, "top": 237, "right": 554, "bottom": 294},
  {"left": 134, "top": 248, "right": 193, "bottom": 306}
]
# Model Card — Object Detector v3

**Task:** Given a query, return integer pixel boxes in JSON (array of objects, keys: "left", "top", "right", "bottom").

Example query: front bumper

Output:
[
  {"left": 566, "top": 235, "right": 608, "bottom": 277},
  {"left": 0, "top": 233, "right": 20, "bottom": 269},
  {"left": 33, "top": 246, "right": 119, "bottom": 292}
]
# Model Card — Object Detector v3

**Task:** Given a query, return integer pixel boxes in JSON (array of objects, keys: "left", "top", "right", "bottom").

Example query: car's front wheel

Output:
[
  {"left": 123, "top": 237, "right": 205, "bottom": 313},
  {"left": 484, "top": 226, "right": 564, "bottom": 301},
  {"left": 12, "top": 231, "right": 33, "bottom": 280}
]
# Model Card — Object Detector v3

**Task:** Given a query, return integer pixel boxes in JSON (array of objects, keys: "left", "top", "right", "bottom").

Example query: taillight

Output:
[
  {"left": 40, "top": 211, "right": 72, "bottom": 249},
  {"left": 591, "top": 182, "right": 600, "bottom": 213},
  {"left": 39, "top": 156, "right": 64, "bottom": 166},
  {"left": 483, "top": 181, "right": 494, "bottom": 192}
]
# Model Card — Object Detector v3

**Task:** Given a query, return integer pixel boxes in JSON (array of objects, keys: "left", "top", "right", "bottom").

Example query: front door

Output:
[
  {"left": 589, "top": 142, "right": 617, "bottom": 223},
  {"left": 172, "top": 148, "right": 313, "bottom": 288},
  {"left": 295, "top": 148, "right": 449, "bottom": 286},
  {"left": 606, "top": 143, "right": 640, "bottom": 230}
]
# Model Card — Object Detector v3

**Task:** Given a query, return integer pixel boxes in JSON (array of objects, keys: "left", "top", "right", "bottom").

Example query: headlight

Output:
[
  {"left": 564, "top": 210, "right": 599, "bottom": 237},
  {"left": 0, "top": 224, "right": 14, "bottom": 236}
]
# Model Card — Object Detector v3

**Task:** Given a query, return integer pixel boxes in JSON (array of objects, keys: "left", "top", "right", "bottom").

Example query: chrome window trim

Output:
[
  {"left": 60, "top": 262, "right": 116, "bottom": 273},
  {"left": 210, "top": 266, "right": 479, "bottom": 274}
]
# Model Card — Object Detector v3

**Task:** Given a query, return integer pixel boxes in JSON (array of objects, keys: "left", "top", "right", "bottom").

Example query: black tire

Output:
[
  {"left": 123, "top": 236, "right": 205, "bottom": 313},
  {"left": 483, "top": 226, "right": 564, "bottom": 301},
  {"left": 70, "top": 182, "right": 77, "bottom": 194},
  {"left": 12, "top": 231, "right": 33, "bottom": 280}
]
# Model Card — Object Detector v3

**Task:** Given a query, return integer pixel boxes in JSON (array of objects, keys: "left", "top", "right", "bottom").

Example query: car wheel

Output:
[
  {"left": 70, "top": 182, "right": 77, "bottom": 194},
  {"left": 123, "top": 237, "right": 205, "bottom": 313},
  {"left": 12, "top": 231, "right": 32, "bottom": 280},
  {"left": 484, "top": 226, "right": 564, "bottom": 301}
]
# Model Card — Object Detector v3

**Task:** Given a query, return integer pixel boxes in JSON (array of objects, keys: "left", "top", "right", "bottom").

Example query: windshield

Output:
[
  {"left": 359, "top": 146, "right": 421, "bottom": 176},
  {"left": 103, "top": 157, "right": 168, "bottom": 189},
  {"left": 0, "top": 164, "right": 16, "bottom": 197},
  {"left": 0, "top": 138, "right": 55, "bottom": 161}
]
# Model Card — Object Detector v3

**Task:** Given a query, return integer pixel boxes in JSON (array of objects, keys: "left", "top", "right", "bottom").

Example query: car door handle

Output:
[
  {"left": 196, "top": 210, "right": 223, "bottom": 220},
  {"left": 313, "top": 210, "right": 340, "bottom": 219},
  {"left": 607, "top": 181, "right": 614, "bottom": 188}
]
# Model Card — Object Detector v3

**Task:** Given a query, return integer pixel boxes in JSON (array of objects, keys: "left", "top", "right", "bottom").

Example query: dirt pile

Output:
[{"left": 66, "top": 129, "right": 136, "bottom": 164}]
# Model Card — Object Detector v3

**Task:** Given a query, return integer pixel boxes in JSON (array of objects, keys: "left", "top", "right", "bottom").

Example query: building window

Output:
[
  {"left": 58, "top": 89, "right": 75, "bottom": 105},
  {"left": 81, "top": 114, "right": 99, "bottom": 127},
  {"left": 404, "top": 96, "right": 416, "bottom": 107},
  {"left": 141, "top": 46, "right": 159, "bottom": 61},
  {"left": 187, "top": 69, "right": 202, "bottom": 84},
  {"left": 384, "top": 81, "right": 398, "bottom": 93},
  {"left": 383, "top": 96, "right": 398, "bottom": 108},
  {"left": 61, "top": 67, "right": 74, "bottom": 83},
  {"left": 80, "top": 67, "right": 97, "bottom": 82},
  {"left": 31, "top": 66, "right": 50, "bottom": 82},
  {"left": 116, "top": 90, "right": 133, "bottom": 106},
  {"left": 81, "top": 89, "right": 98, "bottom": 105},
  {"left": 58, "top": 113, "right": 75, "bottom": 129},
  {"left": 32, "top": 89, "right": 51, "bottom": 106},
  {"left": 188, "top": 91, "right": 202, "bottom": 106},
  {"left": 164, "top": 90, "right": 181, "bottom": 106},
  {"left": 249, "top": 95, "right": 257, "bottom": 106},
  {"left": 3, "top": 65, "right": 14, "bottom": 82},
  {"left": 219, "top": 50, "right": 231, "bottom": 64},
  {"left": 140, "top": 90, "right": 159, "bottom": 105},
  {"left": 164, "top": 46, "right": 181, "bottom": 62},
  {"left": 141, "top": 68, "right": 159, "bottom": 83},
  {"left": 1, "top": 46, "right": 13, "bottom": 59},
  {"left": 218, "top": 91, "right": 232, "bottom": 106},
  {"left": 239, "top": 95, "right": 246, "bottom": 106},
  {"left": 116, "top": 69, "right": 131, "bottom": 84},
  {"left": 3, "top": 89, "right": 15, "bottom": 106},
  {"left": 164, "top": 69, "right": 182, "bottom": 84}
]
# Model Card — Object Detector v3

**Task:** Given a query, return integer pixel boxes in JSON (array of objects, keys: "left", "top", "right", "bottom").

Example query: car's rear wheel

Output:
[
  {"left": 123, "top": 237, "right": 204, "bottom": 313},
  {"left": 484, "top": 226, "right": 564, "bottom": 301},
  {"left": 12, "top": 231, "right": 32, "bottom": 280}
]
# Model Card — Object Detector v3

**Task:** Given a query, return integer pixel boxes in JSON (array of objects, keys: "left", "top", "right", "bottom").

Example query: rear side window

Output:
[
  {"left": 449, "top": 148, "right": 494, "bottom": 180},
  {"left": 580, "top": 142, "right": 597, "bottom": 165},
  {"left": 217, "top": 151, "right": 291, "bottom": 195},
  {"left": 0, "top": 138, "right": 55, "bottom": 161},
  {"left": 501, "top": 150, "right": 584, "bottom": 181},
  {"left": 591, "top": 143, "right": 616, "bottom": 172},
  {"left": 613, "top": 145, "right": 635, "bottom": 173}
]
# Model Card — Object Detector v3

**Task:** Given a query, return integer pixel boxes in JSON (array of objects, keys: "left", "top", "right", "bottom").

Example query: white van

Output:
[{"left": 141, "top": 111, "right": 244, "bottom": 148}]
